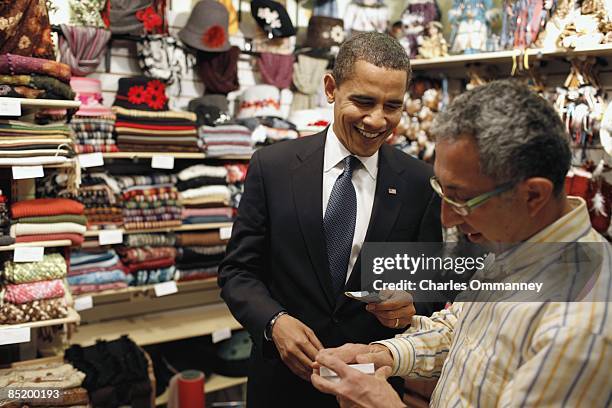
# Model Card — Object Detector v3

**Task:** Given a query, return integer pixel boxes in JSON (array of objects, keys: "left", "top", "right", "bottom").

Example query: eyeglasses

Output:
[{"left": 430, "top": 176, "right": 515, "bottom": 216}]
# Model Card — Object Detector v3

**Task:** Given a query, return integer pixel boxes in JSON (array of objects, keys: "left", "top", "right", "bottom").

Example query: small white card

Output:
[
  {"left": 98, "top": 230, "right": 123, "bottom": 245},
  {"left": 219, "top": 225, "right": 232, "bottom": 240},
  {"left": 13, "top": 246, "right": 44, "bottom": 262},
  {"left": 78, "top": 153, "right": 104, "bottom": 168},
  {"left": 12, "top": 165, "right": 44, "bottom": 180},
  {"left": 74, "top": 296, "right": 94, "bottom": 311},
  {"left": 151, "top": 155, "right": 175, "bottom": 169},
  {"left": 0, "top": 327, "right": 30, "bottom": 345},
  {"left": 154, "top": 281, "right": 178, "bottom": 297},
  {"left": 0, "top": 98, "right": 21, "bottom": 116},
  {"left": 320, "top": 363, "right": 375, "bottom": 383},
  {"left": 212, "top": 327, "right": 232, "bottom": 344}
]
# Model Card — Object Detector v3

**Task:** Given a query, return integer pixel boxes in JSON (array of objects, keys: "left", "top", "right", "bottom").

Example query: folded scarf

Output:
[
  {"left": 181, "top": 195, "right": 231, "bottom": 206},
  {"left": 178, "top": 245, "right": 226, "bottom": 256},
  {"left": 128, "top": 266, "right": 176, "bottom": 286},
  {"left": 181, "top": 207, "right": 233, "bottom": 218},
  {"left": 67, "top": 270, "right": 127, "bottom": 285},
  {"left": 178, "top": 164, "right": 228, "bottom": 181},
  {"left": 176, "top": 249, "right": 225, "bottom": 264},
  {"left": 2, "top": 279, "right": 65, "bottom": 304},
  {"left": 177, "top": 176, "right": 227, "bottom": 192},
  {"left": 0, "top": 298, "right": 68, "bottom": 324},
  {"left": 70, "top": 281, "right": 128, "bottom": 295},
  {"left": 196, "top": 46, "right": 240, "bottom": 95},
  {"left": 70, "top": 250, "right": 117, "bottom": 267},
  {"left": 115, "top": 174, "right": 177, "bottom": 190},
  {"left": 0, "top": 156, "right": 71, "bottom": 165},
  {"left": 258, "top": 52, "right": 294, "bottom": 89},
  {"left": 0, "top": 74, "right": 76, "bottom": 100},
  {"left": 115, "top": 127, "right": 197, "bottom": 136},
  {"left": 176, "top": 231, "right": 227, "bottom": 246},
  {"left": 0, "top": 54, "right": 71, "bottom": 83},
  {"left": 0, "top": 363, "right": 85, "bottom": 389},
  {"left": 3, "top": 253, "right": 67, "bottom": 284},
  {"left": 176, "top": 267, "right": 218, "bottom": 282},
  {"left": 122, "top": 220, "right": 182, "bottom": 230},
  {"left": 10, "top": 222, "right": 87, "bottom": 237},
  {"left": 183, "top": 215, "right": 233, "bottom": 224},
  {"left": 15, "top": 233, "right": 85, "bottom": 246},
  {"left": 112, "top": 106, "right": 196, "bottom": 121},
  {"left": 291, "top": 54, "right": 329, "bottom": 112},
  {"left": 12, "top": 198, "right": 84, "bottom": 218},
  {"left": 124, "top": 233, "right": 176, "bottom": 247},
  {"left": 59, "top": 24, "right": 111, "bottom": 76},
  {"left": 117, "top": 144, "right": 202, "bottom": 153},
  {"left": 115, "top": 121, "right": 195, "bottom": 131},
  {"left": 117, "top": 246, "right": 177, "bottom": 263},
  {"left": 180, "top": 185, "right": 232, "bottom": 200},
  {"left": 17, "top": 214, "right": 88, "bottom": 225},
  {"left": 76, "top": 145, "right": 120, "bottom": 153},
  {"left": 68, "top": 262, "right": 127, "bottom": 277},
  {"left": 125, "top": 257, "right": 175, "bottom": 273}
]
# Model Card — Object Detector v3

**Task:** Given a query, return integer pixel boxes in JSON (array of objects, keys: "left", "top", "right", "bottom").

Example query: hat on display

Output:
[
  {"left": 188, "top": 94, "right": 231, "bottom": 126},
  {"left": 113, "top": 76, "right": 169, "bottom": 111},
  {"left": 289, "top": 108, "right": 333, "bottom": 135},
  {"left": 179, "top": 0, "right": 231, "bottom": 52},
  {"left": 71, "top": 77, "right": 113, "bottom": 116},
  {"left": 258, "top": 53, "right": 294, "bottom": 89},
  {"left": 196, "top": 46, "right": 240, "bottom": 95},
  {"left": 250, "top": 0, "right": 296, "bottom": 39},
  {"left": 109, "top": 0, "right": 165, "bottom": 35},
  {"left": 305, "top": 16, "right": 345, "bottom": 49},
  {"left": 237, "top": 85, "right": 282, "bottom": 119},
  {"left": 251, "top": 30, "right": 296, "bottom": 55}
]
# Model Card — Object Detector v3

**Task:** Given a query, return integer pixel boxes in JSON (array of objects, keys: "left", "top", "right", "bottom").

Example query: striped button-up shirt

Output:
[{"left": 375, "top": 197, "right": 611, "bottom": 407}]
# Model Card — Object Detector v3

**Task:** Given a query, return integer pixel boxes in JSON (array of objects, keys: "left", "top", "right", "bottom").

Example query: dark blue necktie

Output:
[{"left": 324, "top": 155, "right": 359, "bottom": 295}]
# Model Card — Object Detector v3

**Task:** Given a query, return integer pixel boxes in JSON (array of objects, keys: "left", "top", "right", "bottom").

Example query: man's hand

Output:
[
  {"left": 272, "top": 314, "right": 323, "bottom": 381},
  {"left": 311, "top": 353, "right": 406, "bottom": 408},
  {"left": 366, "top": 291, "right": 415, "bottom": 329},
  {"left": 314, "top": 343, "right": 394, "bottom": 370}
]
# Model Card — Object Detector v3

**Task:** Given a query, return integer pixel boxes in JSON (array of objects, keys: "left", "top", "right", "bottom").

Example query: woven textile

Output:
[
  {"left": 11, "top": 198, "right": 84, "bottom": 218},
  {"left": 3, "top": 253, "right": 67, "bottom": 284},
  {"left": 2, "top": 279, "right": 65, "bottom": 304},
  {"left": 0, "top": 298, "right": 68, "bottom": 324}
]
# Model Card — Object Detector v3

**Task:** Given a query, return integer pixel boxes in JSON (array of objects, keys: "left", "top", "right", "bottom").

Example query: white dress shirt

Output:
[{"left": 323, "top": 125, "right": 378, "bottom": 283}]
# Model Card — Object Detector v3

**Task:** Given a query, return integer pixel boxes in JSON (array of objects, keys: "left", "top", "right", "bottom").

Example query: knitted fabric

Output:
[
  {"left": 59, "top": 25, "right": 111, "bottom": 76},
  {"left": 0, "top": 362, "right": 85, "bottom": 389},
  {"left": 70, "top": 281, "right": 128, "bottom": 295},
  {"left": 126, "top": 257, "right": 175, "bottom": 273},
  {"left": 176, "top": 231, "right": 227, "bottom": 246},
  {"left": 258, "top": 53, "right": 294, "bottom": 89},
  {"left": 17, "top": 214, "right": 88, "bottom": 225},
  {"left": 15, "top": 233, "right": 85, "bottom": 246},
  {"left": 0, "top": 297, "right": 68, "bottom": 324},
  {"left": 128, "top": 266, "right": 175, "bottom": 286},
  {"left": 11, "top": 198, "right": 84, "bottom": 218},
  {"left": 177, "top": 164, "right": 227, "bottom": 181},
  {"left": 10, "top": 222, "right": 87, "bottom": 237},
  {"left": 2, "top": 279, "right": 65, "bottom": 304},
  {"left": 0, "top": 54, "right": 71, "bottom": 83},
  {"left": 116, "top": 246, "right": 177, "bottom": 263},
  {"left": 3, "top": 253, "right": 67, "bottom": 284},
  {"left": 67, "top": 270, "right": 127, "bottom": 285},
  {"left": 291, "top": 54, "right": 328, "bottom": 112},
  {"left": 124, "top": 233, "right": 176, "bottom": 247}
]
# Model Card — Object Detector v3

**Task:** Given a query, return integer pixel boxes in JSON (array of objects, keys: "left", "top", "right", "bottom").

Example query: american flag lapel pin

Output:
[{"left": 388, "top": 188, "right": 397, "bottom": 195}]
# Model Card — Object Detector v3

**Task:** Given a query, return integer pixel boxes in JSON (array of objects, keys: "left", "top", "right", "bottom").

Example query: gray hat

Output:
[
  {"left": 109, "top": 0, "right": 151, "bottom": 35},
  {"left": 179, "top": 0, "right": 231, "bottom": 52}
]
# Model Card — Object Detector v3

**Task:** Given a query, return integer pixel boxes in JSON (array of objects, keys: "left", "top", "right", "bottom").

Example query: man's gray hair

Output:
[
  {"left": 431, "top": 79, "right": 571, "bottom": 195},
  {"left": 332, "top": 32, "right": 411, "bottom": 87}
]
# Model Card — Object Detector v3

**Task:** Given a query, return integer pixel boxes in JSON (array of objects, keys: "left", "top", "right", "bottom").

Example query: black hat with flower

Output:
[
  {"left": 113, "top": 76, "right": 169, "bottom": 111},
  {"left": 178, "top": 0, "right": 231, "bottom": 52},
  {"left": 251, "top": 0, "right": 296, "bottom": 39}
]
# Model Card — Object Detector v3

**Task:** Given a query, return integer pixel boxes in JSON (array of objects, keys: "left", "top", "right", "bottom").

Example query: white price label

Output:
[
  {"left": 74, "top": 296, "right": 93, "bottom": 311},
  {"left": 0, "top": 98, "right": 21, "bottom": 116},
  {"left": 151, "top": 155, "right": 175, "bottom": 169},
  {"left": 0, "top": 327, "right": 30, "bottom": 345},
  {"left": 219, "top": 225, "right": 232, "bottom": 240},
  {"left": 12, "top": 165, "right": 44, "bottom": 180},
  {"left": 78, "top": 153, "right": 104, "bottom": 168},
  {"left": 212, "top": 327, "right": 232, "bottom": 343},
  {"left": 13, "top": 246, "right": 44, "bottom": 262},
  {"left": 154, "top": 281, "right": 178, "bottom": 297},
  {"left": 98, "top": 230, "right": 123, "bottom": 245}
]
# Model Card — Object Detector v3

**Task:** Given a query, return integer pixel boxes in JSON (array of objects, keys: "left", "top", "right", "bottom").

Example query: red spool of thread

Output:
[{"left": 178, "top": 370, "right": 205, "bottom": 408}]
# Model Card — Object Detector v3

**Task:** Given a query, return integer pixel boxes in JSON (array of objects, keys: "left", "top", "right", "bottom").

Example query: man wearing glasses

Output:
[{"left": 310, "top": 80, "right": 611, "bottom": 407}]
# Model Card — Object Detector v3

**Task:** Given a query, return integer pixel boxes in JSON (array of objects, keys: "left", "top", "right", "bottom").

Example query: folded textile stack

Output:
[
  {"left": 237, "top": 116, "right": 298, "bottom": 148},
  {"left": 174, "top": 231, "right": 230, "bottom": 281},
  {"left": 0, "top": 54, "right": 74, "bottom": 100},
  {"left": 0, "top": 362, "right": 88, "bottom": 406},
  {"left": 77, "top": 174, "right": 123, "bottom": 227},
  {"left": 115, "top": 174, "right": 182, "bottom": 230},
  {"left": 70, "top": 77, "right": 118, "bottom": 153},
  {"left": 116, "top": 245, "right": 177, "bottom": 286},
  {"left": 65, "top": 336, "right": 153, "bottom": 407},
  {"left": 10, "top": 198, "right": 86, "bottom": 246},
  {"left": 0, "top": 189, "right": 13, "bottom": 246},
  {"left": 177, "top": 164, "right": 233, "bottom": 212},
  {"left": 112, "top": 77, "right": 199, "bottom": 152},
  {"left": 68, "top": 250, "right": 128, "bottom": 295},
  {"left": 198, "top": 124, "right": 254, "bottom": 157},
  {"left": 0, "top": 119, "right": 75, "bottom": 166},
  {"left": 0, "top": 253, "right": 69, "bottom": 324}
]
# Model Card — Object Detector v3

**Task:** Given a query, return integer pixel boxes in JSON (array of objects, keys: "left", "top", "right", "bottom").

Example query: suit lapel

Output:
[{"left": 292, "top": 132, "right": 336, "bottom": 308}]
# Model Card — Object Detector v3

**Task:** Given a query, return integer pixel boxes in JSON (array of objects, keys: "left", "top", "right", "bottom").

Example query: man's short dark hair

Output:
[{"left": 332, "top": 32, "right": 411, "bottom": 87}]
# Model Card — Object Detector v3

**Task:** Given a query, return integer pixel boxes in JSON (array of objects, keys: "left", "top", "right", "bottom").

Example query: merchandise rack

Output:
[
  {"left": 82, "top": 221, "right": 232, "bottom": 237},
  {"left": 0, "top": 239, "right": 73, "bottom": 251}
]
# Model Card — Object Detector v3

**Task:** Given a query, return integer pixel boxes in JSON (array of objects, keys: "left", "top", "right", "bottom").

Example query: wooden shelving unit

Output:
[
  {"left": 0, "top": 308, "right": 80, "bottom": 330},
  {"left": 0, "top": 97, "right": 81, "bottom": 110},
  {"left": 83, "top": 221, "right": 232, "bottom": 237},
  {"left": 100, "top": 152, "right": 252, "bottom": 160},
  {"left": 0, "top": 239, "right": 73, "bottom": 252}
]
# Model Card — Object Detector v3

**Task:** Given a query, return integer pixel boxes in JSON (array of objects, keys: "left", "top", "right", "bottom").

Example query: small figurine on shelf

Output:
[
  {"left": 398, "top": 0, "right": 440, "bottom": 58},
  {"left": 418, "top": 21, "right": 449, "bottom": 58},
  {"left": 449, "top": 0, "right": 498, "bottom": 54}
]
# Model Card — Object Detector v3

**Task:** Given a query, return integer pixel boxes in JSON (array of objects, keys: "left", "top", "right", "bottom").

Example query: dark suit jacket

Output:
[{"left": 218, "top": 131, "right": 442, "bottom": 407}]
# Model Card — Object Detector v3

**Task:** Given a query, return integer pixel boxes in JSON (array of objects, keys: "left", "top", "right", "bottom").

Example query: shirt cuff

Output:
[{"left": 372, "top": 337, "right": 416, "bottom": 377}]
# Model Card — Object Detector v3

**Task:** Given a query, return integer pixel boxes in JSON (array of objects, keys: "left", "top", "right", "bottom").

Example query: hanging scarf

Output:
[
  {"left": 59, "top": 25, "right": 112, "bottom": 76},
  {"left": 0, "top": 0, "right": 55, "bottom": 60},
  {"left": 291, "top": 54, "right": 328, "bottom": 112},
  {"left": 258, "top": 53, "right": 294, "bottom": 89},
  {"left": 196, "top": 46, "right": 240, "bottom": 95}
]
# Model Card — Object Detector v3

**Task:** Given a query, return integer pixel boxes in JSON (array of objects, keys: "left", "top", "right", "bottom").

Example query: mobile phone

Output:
[{"left": 344, "top": 291, "right": 388, "bottom": 303}]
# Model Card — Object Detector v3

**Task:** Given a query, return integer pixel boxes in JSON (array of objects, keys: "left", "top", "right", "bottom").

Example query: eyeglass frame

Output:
[{"left": 430, "top": 176, "right": 516, "bottom": 216}]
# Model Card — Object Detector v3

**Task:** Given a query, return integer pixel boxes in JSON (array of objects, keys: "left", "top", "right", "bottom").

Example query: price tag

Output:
[
  {"left": 74, "top": 296, "right": 93, "bottom": 311},
  {"left": 154, "top": 281, "right": 178, "bottom": 297},
  {"left": 78, "top": 153, "right": 104, "bottom": 168},
  {"left": 0, "top": 327, "right": 30, "bottom": 345},
  {"left": 0, "top": 98, "right": 21, "bottom": 116},
  {"left": 219, "top": 225, "right": 232, "bottom": 240},
  {"left": 12, "top": 165, "right": 44, "bottom": 180},
  {"left": 98, "top": 230, "right": 123, "bottom": 245},
  {"left": 212, "top": 327, "right": 232, "bottom": 344},
  {"left": 13, "top": 246, "right": 44, "bottom": 262},
  {"left": 151, "top": 155, "right": 175, "bottom": 169}
]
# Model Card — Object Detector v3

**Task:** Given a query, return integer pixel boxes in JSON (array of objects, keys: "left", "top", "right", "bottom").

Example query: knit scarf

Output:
[
  {"left": 196, "top": 46, "right": 240, "bottom": 95},
  {"left": 291, "top": 54, "right": 328, "bottom": 112},
  {"left": 258, "top": 53, "right": 294, "bottom": 89},
  {"left": 59, "top": 25, "right": 112, "bottom": 76}
]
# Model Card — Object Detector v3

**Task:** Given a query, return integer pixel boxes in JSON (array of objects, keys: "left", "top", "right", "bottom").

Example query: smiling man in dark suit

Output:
[{"left": 218, "top": 32, "right": 442, "bottom": 407}]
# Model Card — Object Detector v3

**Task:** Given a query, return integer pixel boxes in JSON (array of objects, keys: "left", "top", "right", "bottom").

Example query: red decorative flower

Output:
[
  {"left": 202, "top": 25, "right": 226, "bottom": 49},
  {"left": 136, "top": 6, "right": 163, "bottom": 33},
  {"left": 127, "top": 85, "right": 146, "bottom": 104},
  {"left": 146, "top": 79, "right": 165, "bottom": 95},
  {"left": 145, "top": 89, "right": 168, "bottom": 110}
]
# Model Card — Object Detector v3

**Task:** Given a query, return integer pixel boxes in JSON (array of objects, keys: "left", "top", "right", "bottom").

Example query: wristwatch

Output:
[{"left": 264, "top": 311, "right": 288, "bottom": 341}]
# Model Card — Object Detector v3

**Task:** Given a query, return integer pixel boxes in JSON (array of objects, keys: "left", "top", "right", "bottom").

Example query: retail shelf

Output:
[
  {"left": 78, "top": 278, "right": 217, "bottom": 300},
  {"left": 0, "top": 239, "right": 73, "bottom": 252},
  {"left": 83, "top": 222, "right": 232, "bottom": 237},
  {"left": 70, "top": 302, "right": 241, "bottom": 347},
  {"left": 0, "top": 308, "right": 80, "bottom": 330},
  {"left": 155, "top": 374, "right": 247, "bottom": 406},
  {"left": 0, "top": 97, "right": 81, "bottom": 110},
  {"left": 410, "top": 43, "right": 612, "bottom": 70},
  {"left": 101, "top": 152, "right": 252, "bottom": 160},
  {"left": 0, "top": 158, "right": 77, "bottom": 169}
]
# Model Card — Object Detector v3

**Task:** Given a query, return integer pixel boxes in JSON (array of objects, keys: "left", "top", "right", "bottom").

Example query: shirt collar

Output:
[{"left": 323, "top": 124, "right": 378, "bottom": 180}]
